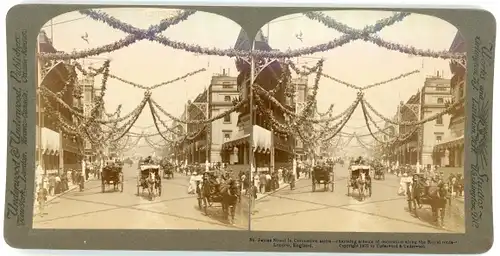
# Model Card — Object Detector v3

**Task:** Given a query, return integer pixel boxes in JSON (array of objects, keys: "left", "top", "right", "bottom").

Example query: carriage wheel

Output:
[
  {"left": 347, "top": 184, "right": 350, "bottom": 196},
  {"left": 312, "top": 180, "right": 316, "bottom": 192},
  {"left": 369, "top": 186, "right": 372, "bottom": 197},
  {"left": 136, "top": 185, "right": 140, "bottom": 196},
  {"left": 101, "top": 181, "right": 105, "bottom": 193},
  {"left": 158, "top": 185, "right": 162, "bottom": 197},
  {"left": 330, "top": 181, "right": 334, "bottom": 192}
]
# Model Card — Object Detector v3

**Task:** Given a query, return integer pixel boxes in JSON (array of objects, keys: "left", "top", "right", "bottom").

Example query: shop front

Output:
[{"left": 433, "top": 135, "right": 464, "bottom": 168}]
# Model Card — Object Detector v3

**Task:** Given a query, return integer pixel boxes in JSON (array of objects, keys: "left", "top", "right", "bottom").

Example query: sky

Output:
[{"left": 41, "top": 8, "right": 458, "bottom": 156}]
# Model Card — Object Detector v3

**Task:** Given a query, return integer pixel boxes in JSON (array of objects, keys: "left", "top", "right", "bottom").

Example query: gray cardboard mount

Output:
[{"left": 4, "top": 4, "right": 496, "bottom": 253}]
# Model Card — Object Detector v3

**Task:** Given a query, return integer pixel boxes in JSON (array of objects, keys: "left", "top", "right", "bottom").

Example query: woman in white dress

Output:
[{"left": 187, "top": 172, "right": 198, "bottom": 194}]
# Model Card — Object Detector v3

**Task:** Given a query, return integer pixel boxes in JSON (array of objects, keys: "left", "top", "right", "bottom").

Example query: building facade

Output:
[
  {"left": 209, "top": 71, "right": 240, "bottom": 163},
  {"left": 173, "top": 70, "right": 240, "bottom": 165},
  {"left": 433, "top": 31, "right": 466, "bottom": 168},
  {"left": 390, "top": 73, "right": 451, "bottom": 167},
  {"left": 36, "top": 30, "right": 84, "bottom": 176}
]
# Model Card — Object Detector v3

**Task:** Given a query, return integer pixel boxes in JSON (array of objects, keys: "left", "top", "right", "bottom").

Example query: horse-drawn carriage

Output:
[
  {"left": 373, "top": 165, "right": 385, "bottom": 180},
  {"left": 161, "top": 161, "right": 175, "bottom": 179},
  {"left": 101, "top": 161, "right": 124, "bottom": 193},
  {"left": 405, "top": 173, "right": 450, "bottom": 227},
  {"left": 196, "top": 171, "right": 240, "bottom": 225},
  {"left": 137, "top": 164, "right": 162, "bottom": 200},
  {"left": 347, "top": 165, "right": 372, "bottom": 201},
  {"left": 311, "top": 165, "right": 334, "bottom": 192}
]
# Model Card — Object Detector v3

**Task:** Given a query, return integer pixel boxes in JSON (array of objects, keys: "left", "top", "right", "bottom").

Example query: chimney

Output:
[
  {"left": 436, "top": 71, "right": 440, "bottom": 77},
  {"left": 222, "top": 69, "right": 226, "bottom": 76}
]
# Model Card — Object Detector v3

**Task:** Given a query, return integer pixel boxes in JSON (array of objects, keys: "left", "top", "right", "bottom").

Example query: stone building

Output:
[{"left": 433, "top": 31, "right": 466, "bottom": 168}]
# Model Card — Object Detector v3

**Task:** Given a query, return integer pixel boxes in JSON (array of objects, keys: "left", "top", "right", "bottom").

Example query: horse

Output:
[
  {"left": 220, "top": 179, "right": 240, "bottom": 225},
  {"left": 407, "top": 178, "right": 449, "bottom": 227},
  {"left": 356, "top": 172, "right": 369, "bottom": 201},
  {"left": 142, "top": 171, "right": 157, "bottom": 200}
]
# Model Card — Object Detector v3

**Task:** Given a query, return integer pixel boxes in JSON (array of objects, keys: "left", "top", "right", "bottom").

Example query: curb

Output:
[
  {"left": 34, "top": 178, "right": 97, "bottom": 216},
  {"left": 256, "top": 177, "right": 303, "bottom": 201},
  {"left": 47, "top": 178, "right": 97, "bottom": 204}
]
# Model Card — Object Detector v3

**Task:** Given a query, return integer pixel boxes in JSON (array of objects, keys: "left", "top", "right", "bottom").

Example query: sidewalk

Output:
[
  {"left": 35, "top": 176, "right": 97, "bottom": 216},
  {"left": 256, "top": 175, "right": 305, "bottom": 201}
]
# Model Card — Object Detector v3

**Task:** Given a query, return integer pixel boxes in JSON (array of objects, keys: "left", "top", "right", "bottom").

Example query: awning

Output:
[
  {"left": 434, "top": 135, "right": 464, "bottom": 152},
  {"left": 222, "top": 134, "right": 250, "bottom": 150},
  {"left": 37, "top": 126, "right": 60, "bottom": 155},
  {"left": 253, "top": 125, "right": 272, "bottom": 153}
]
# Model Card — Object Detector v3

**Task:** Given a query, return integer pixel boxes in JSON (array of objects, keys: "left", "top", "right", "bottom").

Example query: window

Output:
[
  {"left": 436, "top": 135, "right": 442, "bottom": 143},
  {"left": 436, "top": 86, "right": 447, "bottom": 91},
  {"left": 84, "top": 90, "right": 92, "bottom": 101},
  {"left": 224, "top": 114, "right": 231, "bottom": 123},
  {"left": 437, "top": 98, "right": 444, "bottom": 104},
  {"left": 223, "top": 132, "right": 231, "bottom": 142},
  {"left": 224, "top": 96, "right": 231, "bottom": 102},
  {"left": 222, "top": 82, "right": 233, "bottom": 88},
  {"left": 436, "top": 115, "right": 443, "bottom": 125}
]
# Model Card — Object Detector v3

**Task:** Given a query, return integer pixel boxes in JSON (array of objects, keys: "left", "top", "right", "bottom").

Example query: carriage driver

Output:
[{"left": 203, "top": 172, "right": 220, "bottom": 194}]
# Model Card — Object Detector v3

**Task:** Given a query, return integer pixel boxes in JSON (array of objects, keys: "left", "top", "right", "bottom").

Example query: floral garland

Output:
[
  {"left": 341, "top": 135, "right": 355, "bottom": 147},
  {"left": 354, "top": 133, "right": 373, "bottom": 150},
  {"left": 316, "top": 104, "right": 335, "bottom": 117},
  {"left": 360, "top": 99, "right": 418, "bottom": 146},
  {"left": 116, "top": 135, "right": 143, "bottom": 153},
  {"left": 296, "top": 59, "right": 323, "bottom": 125},
  {"left": 288, "top": 60, "right": 322, "bottom": 77},
  {"left": 73, "top": 61, "right": 109, "bottom": 77},
  {"left": 43, "top": 9, "right": 411, "bottom": 60},
  {"left": 149, "top": 101, "right": 189, "bottom": 137},
  {"left": 304, "top": 11, "right": 466, "bottom": 60},
  {"left": 254, "top": 93, "right": 292, "bottom": 136},
  {"left": 108, "top": 99, "right": 149, "bottom": 142},
  {"left": 105, "top": 104, "right": 122, "bottom": 118},
  {"left": 148, "top": 99, "right": 206, "bottom": 144},
  {"left": 288, "top": 92, "right": 360, "bottom": 146},
  {"left": 41, "top": 98, "right": 81, "bottom": 136},
  {"left": 101, "top": 68, "right": 206, "bottom": 90},
  {"left": 150, "top": 97, "right": 246, "bottom": 124},
  {"left": 254, "top": 84, "right": 357, "bottom": 124},
  {"left": 322, "top": 69, "right": 420, "bottom": 91},
  {"left": 340, "top": 131, "right": 374, "bottom": 138},
  {"left": 39, "top": 10, "right": 197, "bottom": 60},
  {"left": 144, "top": 136, "right": 168, "bottom": 151},
  {"left": 86, "top": 60, "right": 111, "bottom": 125},
  {"left": 300, "top": 93, "right": 362, "bottom": 143},
  {"left": 40, "top": 86, "right": 150, "bottom": 124},
  {"left": 54, "top": 68, "right": 78, "bottom": 98},
  {"left": 363, "top": 97, "right": 465, "bottom": 126},
  {"left": 100, "top": 105, "right": 122, "bottom": 142},
  {"left": 319, "top": 93, "right": 361, "bottom": 143}
]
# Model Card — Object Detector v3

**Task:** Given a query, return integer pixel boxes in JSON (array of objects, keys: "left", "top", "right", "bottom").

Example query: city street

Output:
[
  {"left": 251, "top": 166, "right": 465, "bottom": 233},
  {"left": 33, "top": 165, "right": 249, "bottom": 230}
]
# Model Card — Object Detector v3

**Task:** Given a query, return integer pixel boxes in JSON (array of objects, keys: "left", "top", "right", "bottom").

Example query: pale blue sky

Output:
[{"left": 41, "top": 8, "right": 458, "bottom": 155}]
